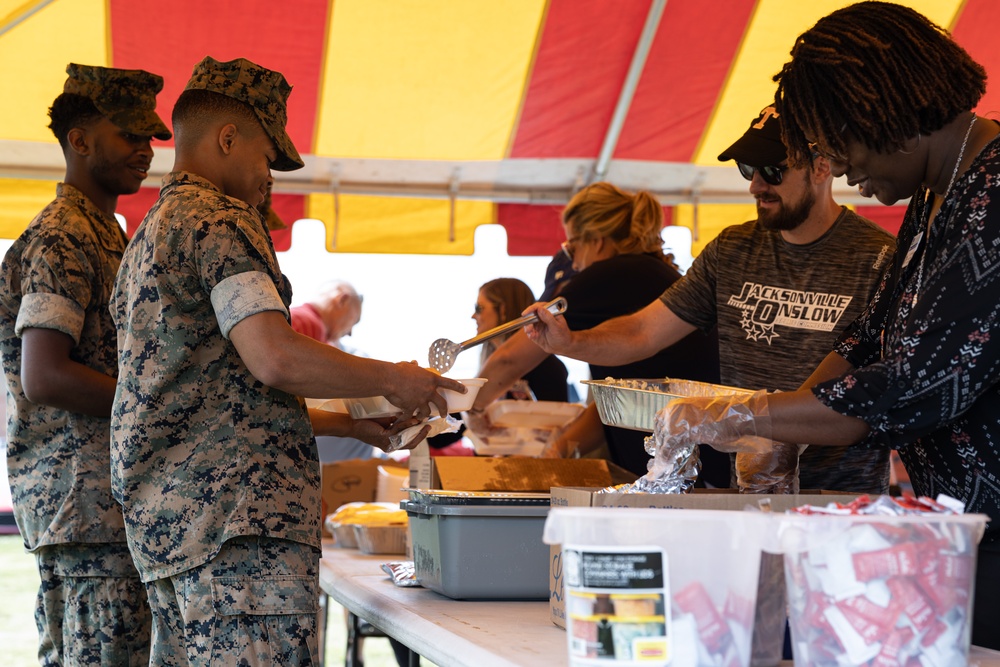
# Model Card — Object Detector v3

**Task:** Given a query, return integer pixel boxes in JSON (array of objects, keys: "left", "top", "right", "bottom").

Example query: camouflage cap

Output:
[
  {"left": 63, "top": 63, "right": 172, "bottom": 140},
  {"left": 184, "top": 56, "right": 304, "bottom": 171}
]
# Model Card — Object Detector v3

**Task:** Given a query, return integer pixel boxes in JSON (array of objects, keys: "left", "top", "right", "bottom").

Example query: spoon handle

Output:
[{"left": 458, "top": 297, "right": 567, "bottom": 350}]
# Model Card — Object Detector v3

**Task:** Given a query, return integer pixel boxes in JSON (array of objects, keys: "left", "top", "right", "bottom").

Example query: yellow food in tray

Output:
[{"left": 326, "top": 501, "right": 408, "bottom": 548}]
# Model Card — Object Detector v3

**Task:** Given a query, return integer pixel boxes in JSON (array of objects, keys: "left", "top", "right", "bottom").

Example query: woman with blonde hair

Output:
[{"left": 467, "top": 182, "right": 720, "bottom": 475}]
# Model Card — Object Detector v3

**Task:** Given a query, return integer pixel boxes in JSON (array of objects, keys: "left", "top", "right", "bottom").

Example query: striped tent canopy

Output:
[{"left": 1, "top": 0, "right": 997, "bottom": 256}]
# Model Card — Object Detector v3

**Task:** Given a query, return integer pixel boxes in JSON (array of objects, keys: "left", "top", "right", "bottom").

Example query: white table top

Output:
[{"left": 319, "top": 545, "right": 1000, "bottom": 667}]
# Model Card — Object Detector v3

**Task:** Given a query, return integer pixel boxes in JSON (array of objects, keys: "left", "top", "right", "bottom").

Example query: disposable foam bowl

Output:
[{"left": 343, "top": 378, "right": 486, "bottom": 419}]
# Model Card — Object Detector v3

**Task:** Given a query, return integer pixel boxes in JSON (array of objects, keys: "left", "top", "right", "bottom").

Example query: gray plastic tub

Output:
[{"left": 402, "top": 498, "right": 550, "bottom": 600}]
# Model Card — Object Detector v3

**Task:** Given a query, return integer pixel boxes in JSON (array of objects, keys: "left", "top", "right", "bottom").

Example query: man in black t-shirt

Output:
[{"left": 527, "top": 106, "right": 896, "bottom": 494}]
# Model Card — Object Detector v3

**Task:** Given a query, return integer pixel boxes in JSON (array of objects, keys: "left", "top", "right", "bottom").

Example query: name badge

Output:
[{"left": 901, "top": 231, "right": 923, "bottom": 271}]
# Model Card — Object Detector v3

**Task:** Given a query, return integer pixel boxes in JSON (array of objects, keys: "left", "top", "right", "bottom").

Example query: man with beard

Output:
[
  {"left": 526, "top": 105, "right": 896, "bottom": 494},
  {"left": 0, "top": 63, "right": 171, "bottom": 665}
]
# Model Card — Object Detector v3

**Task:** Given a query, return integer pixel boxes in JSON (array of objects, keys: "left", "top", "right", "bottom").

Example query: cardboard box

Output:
[
  {"left": 320, "top": 458, "right": 406, "bottom": 537},
  {"left": 408, "top": 453, "right": 637, "bottom": 492},
  {"left": 547, "top": 487, "right": 862, "bottom": 628}
]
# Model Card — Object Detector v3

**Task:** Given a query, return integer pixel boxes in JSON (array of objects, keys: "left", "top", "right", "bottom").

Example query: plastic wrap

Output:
[{"left": 737, "top": 442, "right": 803, "bottom": 494}]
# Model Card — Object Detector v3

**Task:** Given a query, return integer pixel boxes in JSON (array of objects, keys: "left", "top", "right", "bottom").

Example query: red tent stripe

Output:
[
  {"left": 615, "top": 0, "right": 758, "bottom": 161},
  {"left": 952, "top": 0, "right": 1000, "bottom": 118},
  {"left": 507, "top": 0, "right": 651, "bottom": 158},
  {"left": 108, "top": 0, "right": 329, "bottom": 154}
]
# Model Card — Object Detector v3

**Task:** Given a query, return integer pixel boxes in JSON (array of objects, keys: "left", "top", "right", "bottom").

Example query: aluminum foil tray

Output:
[{"left": 582, "top": 378, "right": 753, "bottom": 432}]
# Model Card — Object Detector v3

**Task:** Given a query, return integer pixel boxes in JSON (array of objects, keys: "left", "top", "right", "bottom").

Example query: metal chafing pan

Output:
[
  {"left": 582, "top": 378, "right": 754, "bottom": 433},
  {"left": 403, "top": 488, "right": 550, "bottom": 507}
]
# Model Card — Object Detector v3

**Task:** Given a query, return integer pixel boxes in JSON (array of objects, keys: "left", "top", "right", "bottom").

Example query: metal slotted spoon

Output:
[{"left": 428, "top": 296, "right": 568, "bottom": 373}]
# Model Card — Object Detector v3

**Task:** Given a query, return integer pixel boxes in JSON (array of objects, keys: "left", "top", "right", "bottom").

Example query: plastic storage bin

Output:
[
  {"left": 403, "top": 490, "right": 550, "bottom": 600},
  {"left": 544, "top": 507, "right": 768, "bottom": 667},
  {"left": 771, "top": 512, "right": 988, "bottom": 667}
]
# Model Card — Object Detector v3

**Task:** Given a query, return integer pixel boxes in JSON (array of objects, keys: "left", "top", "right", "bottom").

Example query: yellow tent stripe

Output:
[
  {"left": 0, "top": 178, "right": 54, "bottom": 239},
  {"left": 696, "top": 0, "right": 965, "bottom": 168},
  {"left": 315, "top": 0, "right": 546, "bottom": 160},
  {"left": 0, "top": 0, "right": 108, "bottom": 142},
  {"left": 305, "top": 193, "right": 493, "bottom": 255}
]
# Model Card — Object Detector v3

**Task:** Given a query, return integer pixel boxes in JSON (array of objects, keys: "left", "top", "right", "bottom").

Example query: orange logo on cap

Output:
[{"left": 753, "top": 106, "right": 779, "bottom": 129}]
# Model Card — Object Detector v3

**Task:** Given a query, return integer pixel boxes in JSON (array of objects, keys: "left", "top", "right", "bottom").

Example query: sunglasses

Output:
[
  {"left": 736, "top": 162, "right": 788, "bottom": 186},
  {"left": 561, "top": 236, "right": 583, "bottom": 260}
]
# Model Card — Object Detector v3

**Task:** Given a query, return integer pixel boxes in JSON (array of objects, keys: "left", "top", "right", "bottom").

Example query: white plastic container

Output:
[
  {"left": 545, "top": 507, "right": 768, "bottom": 667},
  {"left": 341, "top": 378, "right": 487, "bottom": 419},
  {"left": 770, "top": 512, "right": 988, "bottom": 667},
  {"left": 469, "top": 400, "right": 585, "bottom": 456}
]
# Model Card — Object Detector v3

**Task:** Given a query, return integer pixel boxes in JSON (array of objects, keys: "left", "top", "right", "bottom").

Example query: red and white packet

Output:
[{"left": 782, "top": 494, "right": 977, "bottom": 667}]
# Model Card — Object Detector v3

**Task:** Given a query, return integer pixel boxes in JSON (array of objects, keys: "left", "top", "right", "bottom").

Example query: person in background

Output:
[
  {"left": 428, "top": 278, "right": 571, "bottom": 457},
  {"left": 0, "top": 63, "right": 171, "bottom": 666},
  {"left": 651, "top": 2, "right": 1000, "bottom": 646},
  {"left": 539, "top": 246, "right": 578, "bottom": 302},
  {"left": 110, "top": 56, "right": 464, "bottom": 665},
  {"left": 467, "top": 182, "right": 721, "bottom": 477},
  {"left": 474, "top": 278, "right": 568, "bottom": 402},
  {"left": 291, "top": 280, "right": 364, "bottom": 350}
]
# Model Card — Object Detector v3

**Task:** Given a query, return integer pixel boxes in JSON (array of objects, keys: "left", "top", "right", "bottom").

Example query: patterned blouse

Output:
[{"left": 814, "top": 128, "right": 1000, "bottom": 541}]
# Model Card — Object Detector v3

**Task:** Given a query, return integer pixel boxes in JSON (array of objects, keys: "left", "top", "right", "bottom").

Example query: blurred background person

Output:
[
  {"left": 426, "top": 278, "right": 571, "bottom": 457},
  {"left": 473, "top": 278, "right": 568, "bottom": 402},
  {"left": 467, "top": 181, "right": 720, "bottom": 476},
  {"left": 291, "top": 280, "right": 363, "bottom": 351}
]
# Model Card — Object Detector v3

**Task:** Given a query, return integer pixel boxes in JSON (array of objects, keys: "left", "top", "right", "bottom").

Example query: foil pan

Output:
[{"left": 582, "top": 378, "right": 753, "bottom": 432}]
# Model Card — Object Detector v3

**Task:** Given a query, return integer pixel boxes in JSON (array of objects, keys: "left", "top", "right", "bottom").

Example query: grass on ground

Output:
[{"left": 0, "top": 534, "right": 421, "bottom": 667}]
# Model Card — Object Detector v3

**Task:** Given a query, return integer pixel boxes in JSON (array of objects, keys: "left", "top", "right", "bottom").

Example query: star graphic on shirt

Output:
[{"left": 758, "top": 324, "right": 779, "bottom": 344}]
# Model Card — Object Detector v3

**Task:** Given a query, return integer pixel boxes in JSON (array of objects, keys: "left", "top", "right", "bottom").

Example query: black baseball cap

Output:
[{"left": 717, "top": 105, "right": 787, "bottom": 167}]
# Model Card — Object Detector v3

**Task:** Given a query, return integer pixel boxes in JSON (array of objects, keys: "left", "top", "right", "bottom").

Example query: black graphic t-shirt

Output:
[{"left": 661, "top": 208, "right": 896, "bottom": 492}]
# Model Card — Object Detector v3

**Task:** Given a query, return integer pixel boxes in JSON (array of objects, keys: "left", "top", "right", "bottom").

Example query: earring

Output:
[{"left": 897, "top": 133, "right": 921, "bottom": 155}]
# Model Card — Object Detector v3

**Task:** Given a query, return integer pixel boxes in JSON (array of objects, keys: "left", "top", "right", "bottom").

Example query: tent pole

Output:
[
  {"left": 0, "top": 0, "right": 57, "bottom": 37},
  {"left": 590, "top": 0, "right": 668, "bottom": 185}
]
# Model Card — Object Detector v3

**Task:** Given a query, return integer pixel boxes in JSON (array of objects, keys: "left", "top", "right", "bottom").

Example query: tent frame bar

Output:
[
  {"left": 0, "top": 0, "right": 57, "bottom": 37},
  {"left": 591, "top": 0, "right": 668, "bottom": 185}
]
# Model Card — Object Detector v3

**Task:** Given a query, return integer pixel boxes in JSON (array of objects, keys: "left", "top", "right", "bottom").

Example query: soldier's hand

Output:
[{"left": 384, "top": 362, "right": 466, "bottom": 421}]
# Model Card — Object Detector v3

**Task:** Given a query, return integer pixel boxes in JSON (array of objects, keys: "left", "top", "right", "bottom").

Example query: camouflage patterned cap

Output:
[
  {"left": 184, "top": 56, "right": 304, "bottom": 172},
  {"left": 63, "top": 63, "right": 172, "bottom": 140}
]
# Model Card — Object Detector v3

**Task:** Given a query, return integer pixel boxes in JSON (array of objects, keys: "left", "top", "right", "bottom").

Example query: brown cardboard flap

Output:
[{"left": 432, "top": 457, "right": 633, "bottom": 492}]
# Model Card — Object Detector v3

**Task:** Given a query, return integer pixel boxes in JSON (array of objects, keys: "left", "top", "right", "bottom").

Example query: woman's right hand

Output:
[{"left": 524, "top": 302, "right": 573, "bottom": 354}]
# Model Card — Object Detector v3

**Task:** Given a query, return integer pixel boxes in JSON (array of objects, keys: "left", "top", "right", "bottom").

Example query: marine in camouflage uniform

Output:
[
  {"left": 112, "top": 56, "right": 463, "bottom": 666},
  {"left": 0, "top": 64, "right": 170, "bottom": 666},
  {"left": 111, "top": 57, "right": 318, "bottom": 667}
]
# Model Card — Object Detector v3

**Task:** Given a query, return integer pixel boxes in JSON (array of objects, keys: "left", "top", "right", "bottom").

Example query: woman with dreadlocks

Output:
[{"left": 646, "top": 2, "right": 1000, "bottom": 648}]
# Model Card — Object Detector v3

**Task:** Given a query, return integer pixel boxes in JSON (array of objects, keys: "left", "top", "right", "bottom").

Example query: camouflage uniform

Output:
[
  {"left": 110, "top": 57, "right": 317, "bottom": 665},
  {"left": 0, "top": 63, "right": 169, "bottom": 666},
  {"left": 0, "top": 183, "right": 151, "bottom": 666}
]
